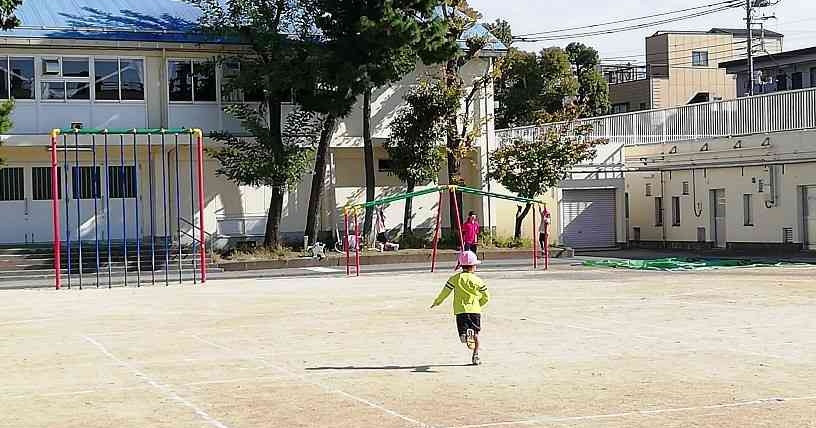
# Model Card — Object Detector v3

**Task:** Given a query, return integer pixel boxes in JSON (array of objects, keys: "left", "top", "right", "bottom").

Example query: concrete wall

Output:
[
  {"left": 624, "top": 128, "right": 816, "bottom": 247},
  {"left": 609, "top": 79, "right": 654, "bottom": 111}
]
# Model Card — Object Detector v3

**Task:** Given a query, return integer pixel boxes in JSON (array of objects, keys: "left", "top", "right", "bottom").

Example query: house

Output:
[
  {"left": 0, "top": 0, "right": 505, "bottom": 247},
  {"left": 604, "top": 28, "right": 783, "bottom": 112},
  {"left": 720, "top": 46, "right": 816, "bottom": 96}
]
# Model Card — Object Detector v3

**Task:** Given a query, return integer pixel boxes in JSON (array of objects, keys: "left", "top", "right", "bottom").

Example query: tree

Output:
[
  {"left": 384, "top": 79, "right": 453, "bottom": 236},
  {"left": 439, "top": 0, "right": 492, "bottom": 230},
  {"left": 0, "top": 0, "right": 21, "bottom": 163},
  {"left": 487, "top": 107, "right": 603, "bottom": 238},
  {"left": 0, "top": 0, "right": 21, "bottom": 31},
  {"left": 494, "top": 47, "right": 578, "bottom": 128},
  {"left": 566, "top": 42, "right": 610, "bottom": 117},
  {"left": 484, "top": 19, "right": 512, "bottom": 48},
  {"left": 209, "top": 109, "right": 320, "bottom": 240},
  {"left": 190, "top": 0, "right": 321, "bottom": 248},
  {"left": 306, "top": 0, "right": 456, "bottom": 242}
]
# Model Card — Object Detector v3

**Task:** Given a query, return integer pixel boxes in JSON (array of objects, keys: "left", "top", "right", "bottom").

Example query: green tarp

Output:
[{"left": 582, "top": 257, "right": 802, "bottom": 271}]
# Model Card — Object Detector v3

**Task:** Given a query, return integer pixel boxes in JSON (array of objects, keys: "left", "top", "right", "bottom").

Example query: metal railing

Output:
[{"left": 496, "top": 87, "right": 816, "bottom": 147}]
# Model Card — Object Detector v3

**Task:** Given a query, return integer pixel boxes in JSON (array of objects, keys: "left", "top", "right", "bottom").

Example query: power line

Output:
[
  {"left": 515, "top": 5, "right": 742, "bottom": 42},
  {"left": 521, "top": 5, "right": 741, "bottom": 41},
  {"left": 514, "top": 0, "right": 740, "bottom": 37}
]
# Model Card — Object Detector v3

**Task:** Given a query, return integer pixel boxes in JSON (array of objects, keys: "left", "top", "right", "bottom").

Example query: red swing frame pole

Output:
[
  {"left": 532, "top": 205, "right": 538, "bottom": 269},
  {"left": 353, "top": 210, "right": 361, "bottom": 276},
  {"left": 344, "top": 210, "right": 350, "bottom": 276},
  {"left": 430, "top": 189, "right": 443, "bottom": 272},
  {"left": 450, "top": 187, "right": 465, "bottom": 251},
  {"left": 50, "top": 131, "right": 62, "bottom": 290},
  {"left": 194, "top": 130, "right": 207, "bottom": 283}
]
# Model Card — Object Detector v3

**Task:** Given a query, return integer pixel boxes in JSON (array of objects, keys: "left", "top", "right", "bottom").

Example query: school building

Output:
[{"left": 0, "top": 0, "right": 506, "bottom": 249}]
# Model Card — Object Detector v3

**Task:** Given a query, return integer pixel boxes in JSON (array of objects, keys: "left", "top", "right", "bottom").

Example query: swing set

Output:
[{"left": 341, "top": 185, "right": 550, "bottom": 276}]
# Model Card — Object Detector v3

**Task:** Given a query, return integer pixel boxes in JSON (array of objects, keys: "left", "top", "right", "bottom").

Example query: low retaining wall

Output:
[{"left": 218, "top": 247, "right": 573, "bottom": 272}]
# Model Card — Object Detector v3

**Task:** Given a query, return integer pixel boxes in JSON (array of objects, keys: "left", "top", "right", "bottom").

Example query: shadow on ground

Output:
[{"left": 305, "top": 364, "right": 473, "bottom": 373}]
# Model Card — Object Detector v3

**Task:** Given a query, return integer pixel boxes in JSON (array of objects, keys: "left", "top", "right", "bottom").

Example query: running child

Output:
[{"left": 430, "top": 251, "right": 490, "bottom": 365}]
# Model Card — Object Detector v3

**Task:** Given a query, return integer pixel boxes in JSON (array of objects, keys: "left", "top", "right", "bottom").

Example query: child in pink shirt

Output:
[{"left": 462, "top": 211, "right": 480, "bottom": 254}]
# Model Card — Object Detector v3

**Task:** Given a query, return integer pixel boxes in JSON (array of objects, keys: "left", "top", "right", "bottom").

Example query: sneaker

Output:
[
  {"left": 465, "top": 329, "right": 476, "bottom": 350},
  {"left": 472, "top": 353, "right": 481, "bottom": 365}
]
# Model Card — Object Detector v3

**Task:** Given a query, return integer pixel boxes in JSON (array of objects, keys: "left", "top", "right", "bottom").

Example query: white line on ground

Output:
[
  {"left": 0, "top": 317, "right": 55, "bottom": 326},
  {"left": 446, "top": 395, "right": 816, "bottom": 427},
  {"left": 190, "top": 334, "right": 434, "bottom": 428},
  {"left": 300, "top": 267, "right": 342, "bottom": 273},
  {"left": 82, "top": 335, "right": 231, "bottom": 428}
]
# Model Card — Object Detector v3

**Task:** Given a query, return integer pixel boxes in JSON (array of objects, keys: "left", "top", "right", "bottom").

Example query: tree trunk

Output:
[
  {"left": 402, "top": 179, "right": 415, "bottom": 237},
  {"left": 263, "top": 186, "right": 284, "bottom": 248},
  {"left": 362, "top": 87, "right": 376, "bottom": 240},
  {"left": 304, "top": 114, "right": 338, "bottom": 244},
  {"left": 444, "top": 59, "right": 463, "bottom": 231},
  {"left": 263, "top": 98, "right": 284, "bottom": 248},
  {"left": 514, "top": 203, "right": 532, "bottom": 240}
]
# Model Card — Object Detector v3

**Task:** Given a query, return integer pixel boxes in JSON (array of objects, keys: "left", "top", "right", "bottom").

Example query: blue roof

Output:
[{"left": 6, "top": 0, "right": 506, "bottom": 50}]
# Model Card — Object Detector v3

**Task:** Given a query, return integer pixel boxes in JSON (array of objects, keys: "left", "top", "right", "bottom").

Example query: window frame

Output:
[
  {"left": 654, "top": 196, "right": 663, "bottom": 227},
  {"left": 671, "top": 196, "right": 681, "bottom": 227},
  {"left": 167, "top": 59, "right": 219, "bottom": 104},
  {"left": 0, "top": 56, "right": 35, "bottom": 101},
  {"left": 743, "top": 194, "right": 754, "bottom": 226},
  {"left": 691, "top": 51, "right": 709, "bottom": 67},
  {"left": 0, "top": 167, "right": 25, "bottom": 201},
  {"left": 107, "top": 165, "right": 137, "bottom": 199},
  {"left": 39, "top": 55, "right": 92, "bottom": 103},
  {"left": 93, "top": 57, "right": 146, "bottom": 103}
]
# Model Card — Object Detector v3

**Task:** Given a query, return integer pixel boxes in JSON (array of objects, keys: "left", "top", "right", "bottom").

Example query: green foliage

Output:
[
  {"left": 399, "top": 232, "right": 430, "bottom": 249},
  {"left": 0, "top": 0, "right": 21, "bottom": 31},
  {"left": 487, "top": 107, "right": 603, "bottom": 199},
  {"left": 208, "top": 108, "right": 320, "bottom": 189},
  {"left": 481, "top": 233, "right": 531, "bottom": 249},
  {"left": 384, "top": 79, "right": 452, "bottom": 187},
  {"left": 495, "top": 47, "right": 578, "bottom": 129},
  {"left": 566, "top": 42, "right": 610, "bottom": 117},
  {"left": 484, "top": 19, "right": 512, "bottom": 48}
]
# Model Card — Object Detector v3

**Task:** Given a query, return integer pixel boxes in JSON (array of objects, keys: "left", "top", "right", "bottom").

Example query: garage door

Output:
[{"left": 560, "top": 189, "right": 617, "bottom": 249}]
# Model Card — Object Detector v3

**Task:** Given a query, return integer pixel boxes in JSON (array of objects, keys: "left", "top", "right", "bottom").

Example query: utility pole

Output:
[{"left": 746, "top": 0, "right": 755, "bottom": 96}]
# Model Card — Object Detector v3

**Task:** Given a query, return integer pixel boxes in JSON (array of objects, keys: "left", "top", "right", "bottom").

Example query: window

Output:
[
  {"left": 691, "top": 51, "right": 709, "bottom": 67},
  {"left": 655, "top": 197, "right": 663, "bottom": 226},
  {"left": 777, "top": 74, "right": 788, "bottom": 91},
  {"left": 743, "top": 194, "right": 753, "bottom": 226},
  {"left": 94, "top": 58, "right": 145, "bottom": 101},
  {"left": 71, "top": 166, "right": 100, "bottom": 199},
  {"left": 671, "top": 196, "right": 681, "bottom": 226},
  {"left": 682, "top": 181, "right": 689, "bottom": 195},
  {"left": 612, "top": 102, "right": 629, "bottom": 114},
  {"left": 0, "top": 167, "right": 24, "bottom": 201},
  {"left": 811, "top": 68, "right": 816, "bottom": 87},
  {"left": 32, "top": 167, "right": 61, "bottom": 200},
  {"left": 791, "top": 72, "right": 803, "bottom": 90},
  {"left": 624, "top": 192, "right": 630, "bottom": 219},
  {"left": 40, "top": 57, "right": 91, "bottom": 101},
  {"left": 221, "top": 61, "right": 264, "bottom": 102},
  {"left": 639, "top": 102, "right": 647, "bottom": 110},
  {"left": 377, "top": 159, "right": 394, "bottom": 172},
  {"left": 0, "top": 57, "right": 35, "bottom": 99},
  {"left": 169, "top": 60, "right": 216, "bottom": 102},
  {"left": 645, "top": 183, "right": 652, "bottom": 196},
  {"left": 107, "top": 166, "right": 136, "bottom": 199}
]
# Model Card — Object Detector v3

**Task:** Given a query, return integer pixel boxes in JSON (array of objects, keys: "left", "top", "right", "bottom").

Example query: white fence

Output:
[{"left": 496, "top": 87, "right": 816, "bottom": 147}]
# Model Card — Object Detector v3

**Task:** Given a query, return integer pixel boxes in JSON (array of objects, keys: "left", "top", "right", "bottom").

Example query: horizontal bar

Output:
[
  {"left": 56, "top": 128, "right": 195, "bottom": 135},
  {"left": 457, "top": 186, "right": 541, "bottom": 204},
  {"left": 354, "top": 186, "right": 443, "bottom": 209}
]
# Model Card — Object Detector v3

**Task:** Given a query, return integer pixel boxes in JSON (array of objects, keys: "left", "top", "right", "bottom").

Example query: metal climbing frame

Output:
[
  {"left": 341, "top": 185, "right": 549, "bottom": 276},
  {"left": 49, "top": 128, "right": 207, "bottom": 290}
]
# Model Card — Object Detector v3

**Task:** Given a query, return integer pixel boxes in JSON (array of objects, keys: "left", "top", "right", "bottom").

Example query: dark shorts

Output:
[
  {"left": 539, "top": 232, "right": 547, "bottom": 242},
  {"left": 456, "top": 313, "right": 481, "bottom": 336},
  {"left": 464, "top": 243, "right": 478, "bottom": 253}
]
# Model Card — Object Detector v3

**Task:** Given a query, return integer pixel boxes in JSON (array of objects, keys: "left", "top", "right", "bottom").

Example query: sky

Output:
[{"left": 470, "top": 0, "right": 815, "bottom": 62}]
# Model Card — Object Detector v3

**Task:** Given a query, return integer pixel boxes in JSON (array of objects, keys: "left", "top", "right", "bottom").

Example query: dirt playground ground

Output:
[{"left": 1, "top": 264, "right": 815, "bottom": 427}]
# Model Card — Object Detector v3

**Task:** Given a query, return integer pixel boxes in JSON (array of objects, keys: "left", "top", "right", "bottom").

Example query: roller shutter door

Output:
[{"left": 560, "top": 189, "right": 617, "bottom": 249}]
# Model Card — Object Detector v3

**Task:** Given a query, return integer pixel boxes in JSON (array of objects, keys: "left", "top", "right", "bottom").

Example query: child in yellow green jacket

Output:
[{"left": 430, "top": 251, "right": 490, "bottom": 365}]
